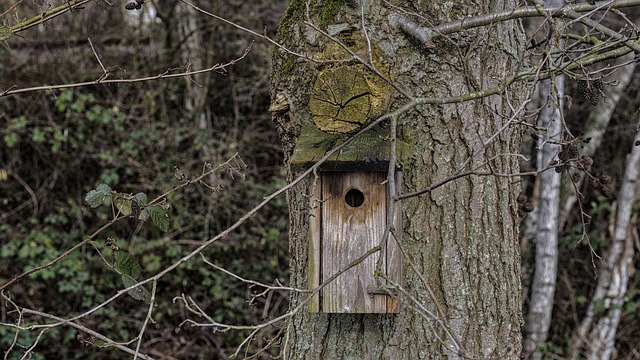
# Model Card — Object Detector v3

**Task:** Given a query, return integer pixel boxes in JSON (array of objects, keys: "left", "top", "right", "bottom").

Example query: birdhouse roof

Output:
[{"left": 290, "top": 124, "right": 411, "bottom": 171}]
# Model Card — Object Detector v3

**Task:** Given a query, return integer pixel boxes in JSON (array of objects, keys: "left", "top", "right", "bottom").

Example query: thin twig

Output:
[
  {"left": 87, "top": 37, "right": 109, "bottom": 82},
  {"left": 1, "top": 44, "right": 253, "bottom": 97},
  {"left": 134, "top": 279, "right": 157, "bottom": 359}
]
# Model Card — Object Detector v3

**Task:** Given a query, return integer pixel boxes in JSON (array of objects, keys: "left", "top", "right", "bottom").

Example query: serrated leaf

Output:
[
  {"left": 121, "top": 275, "right": 151, "bottom": 303},
  {"left": 113, "top": 194, "right": 132, "bottom": 216},
  {"left": 85, "top": 183, "right": 112, "bottom": 208},
  {"left": 114, "top": 250, "right": 150, "bottom": 303},
  {"left": 147, "top": 206, "right": 169, "bottom": 232},
  {"left": 114, "top": 250, "right": 141, "bottom": 279}
]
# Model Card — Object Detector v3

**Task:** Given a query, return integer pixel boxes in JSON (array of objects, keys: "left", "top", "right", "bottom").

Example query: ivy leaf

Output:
[
  {"left": 85, "top": 184, "right": 112, "bottom": 208},
  {"left": 146, "top": 206, "right": 169, "bottom": 232},
  {"left": 113, "top": 193, "right": 132, "bottom": 216}
]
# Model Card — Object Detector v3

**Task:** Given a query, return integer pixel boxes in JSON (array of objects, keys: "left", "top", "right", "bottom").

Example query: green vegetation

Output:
[{"left": 0, "top": 1, "right": 289, "bottom": 358}]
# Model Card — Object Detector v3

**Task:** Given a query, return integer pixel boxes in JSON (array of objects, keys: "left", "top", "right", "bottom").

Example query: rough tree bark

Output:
[{"left": 271, "top": 0, "right": 525, "bottom": 358}]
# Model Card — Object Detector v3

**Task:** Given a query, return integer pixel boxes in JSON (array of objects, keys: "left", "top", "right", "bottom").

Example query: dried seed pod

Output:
[
  {"left": 517, "top": 193, "right": 527, "bottom": 204},
  {"left": 580, "top": 156, "right": 594, "bottom": 166},
  {"left": 571, "top": 173, "right": 581, "bottom": 183},
  {"left": 522, "top": 202, "right": 535, "bottom": 213},
  {"left": 589, "top": 178, "right": 600, "bottom": 187},
  {"left": 564, "top": 143, "right": 579, "bottom": 159},
  {"left": 577, "top": 79, "right": 600, "bottom": 106},
  {"left": 558, "top": 150, "right": 568, "bottom": 162},
  {"left": 600, "top": 185, "right": 611, "bottom": 197},
  {"left": 125, "top": 0, "right": 144, "bottom": 10},
  {"left": 592, "top": 79, "right": 604, "bottom": 91},
  {"left": 555, "top": 165, "right": 566, "bottom": 173},
  {"left": 599, "top": 175, "right": 612, "bottom": 184}
]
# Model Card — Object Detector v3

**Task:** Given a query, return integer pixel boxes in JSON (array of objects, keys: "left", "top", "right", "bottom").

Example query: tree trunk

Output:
[
  {"left": 522, "top": 4, "right": 564, "bottom": 356},
  {"left": 176, "top": 2, "right": 212, "bottom": 131},
  {"left": 271, "top": 1, "right": 525, "bottom": 358},
  {"left": 567, "top": 130, "right": 640, "bottom": 360}
]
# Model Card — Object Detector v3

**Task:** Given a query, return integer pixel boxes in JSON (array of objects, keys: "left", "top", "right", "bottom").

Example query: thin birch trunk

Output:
[
  {"left": 567, "top": 126, "right": 640, "bottom": 359},
  {"left": 522, "top": 1, "right": 564, "bottom": 356}
]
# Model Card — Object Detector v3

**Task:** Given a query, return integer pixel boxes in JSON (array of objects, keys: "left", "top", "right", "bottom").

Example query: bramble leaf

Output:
[
  {"left": 113, "top": 194, "right": 132, "bottom": 216},
  {"left": 114, "top": 249, "right": 150, "bottom": 302},
  {"left": 0, "top": 25, "right": 11, "bottom": 41},
  {"left": 121, "top": 274, "right": 151, "bottom": 303},
  {"left": 114, "top": 249, "right": 141, "bottom": 278},
  {"left": 146, "top": 206, "right": 169, "bottom": 232},
  {"left": 85, "top": 184, "right": 112, "bottom": 208},
  {"left": 134, "top": 192, "right": 147, "bottom": 205}
]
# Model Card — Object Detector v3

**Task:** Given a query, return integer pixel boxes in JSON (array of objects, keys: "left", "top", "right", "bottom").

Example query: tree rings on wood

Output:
[{"left": 310, "top": 66, "right": 372, "bottom": 134}]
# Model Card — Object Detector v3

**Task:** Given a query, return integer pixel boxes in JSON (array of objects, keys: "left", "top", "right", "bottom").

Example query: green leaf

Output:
[
  {"left": 11, "top": 116, "right": 27, "bottom": 129},
  {"left": 114, "top": 250, "right": 141, "bottom": 279},
  {"left": 132, "top": 193, "right": 147, "bottom": 219},
  {"left": 85, "top": 183, "right": 112, "bottom": 208},
  {"left": 134, "top": 192, "right": 147, "bottom": 205},
  {"left": 146, "top": 206, "right": 169, "bottom": 232},
  {"left": 121, "top": 274, "right": 151, "bottom": 303},
  {"left": 115, "top": 249, "right": 150, "bottom": 303},
  {"left": 3, "top": 132, "right": 18, "bottom": 148},
  {"left": 112, "top": 194, "right": 132, "bottom": 216},
  {"left": 0, "top": 25, "right": 11, "bottom": 41},
  {"left": 32, "top": 127, "right": 45, "bottom": 143}
]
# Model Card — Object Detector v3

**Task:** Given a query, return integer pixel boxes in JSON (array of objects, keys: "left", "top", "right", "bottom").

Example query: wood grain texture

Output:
[{"left": 308, "top": 171, "right": 401, "bottom": 313}]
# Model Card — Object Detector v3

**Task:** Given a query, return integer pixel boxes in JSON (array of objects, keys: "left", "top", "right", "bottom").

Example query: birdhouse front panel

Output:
[{"left": 308, "top": 171, "right": 401, "bottom": 313}]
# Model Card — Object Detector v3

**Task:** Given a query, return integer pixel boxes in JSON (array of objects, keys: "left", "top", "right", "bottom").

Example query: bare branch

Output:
[
  {"left": 0, "top": 298, "right": 155, "bottom": 359},
  {"left": 389, "top": 0, "right": 640, "bottom": 48},
  {"left": 0, "top": 44, "right": 254, "bottom": 97},
  {"left": 4, "top": 0, "right": 94, "bottom": 37}
]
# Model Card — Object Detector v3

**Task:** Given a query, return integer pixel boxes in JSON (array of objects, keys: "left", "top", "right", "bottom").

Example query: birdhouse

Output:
[{"left": 291, "top": 125, "right": 407, "bottom": 313}]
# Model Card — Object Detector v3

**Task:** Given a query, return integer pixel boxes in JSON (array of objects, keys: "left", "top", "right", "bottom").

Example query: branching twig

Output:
[
  {"left": 0, "top": 295, "right": 154, "bottom": 359},
  {"left": 134, "top": 279, "right": 157, "bottom": 360},
  {"left": 3, "top": 0, "right": 93, "bottom": 36},
  {"left": 389, "top": 0, "right": 640, "bottom": 47},
  {"left": 1, "top": 44, "right": 253, "bottom": 97},
  {"left": 200, "top": 254, "right": 307, "bottom": 295}
]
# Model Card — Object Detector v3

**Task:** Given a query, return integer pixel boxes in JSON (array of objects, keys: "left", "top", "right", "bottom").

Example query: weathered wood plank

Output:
[{"left": 321, "top": 171, "right": 388, "bottom": 313}]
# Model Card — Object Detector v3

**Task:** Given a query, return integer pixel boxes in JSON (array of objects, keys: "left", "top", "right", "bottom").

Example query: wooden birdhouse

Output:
[{"left": 291, "top": 125, "right": 407, "bottom": 314}]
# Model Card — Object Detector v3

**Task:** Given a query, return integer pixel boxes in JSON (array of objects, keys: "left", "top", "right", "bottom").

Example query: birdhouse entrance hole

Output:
[{"left": 344, "top": 188, "right": 364, "bottom": 208}]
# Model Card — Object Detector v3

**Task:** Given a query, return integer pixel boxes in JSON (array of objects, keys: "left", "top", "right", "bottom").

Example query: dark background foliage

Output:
[{"left": 1, "top": 1, "right": 288, "bottom": 358}]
